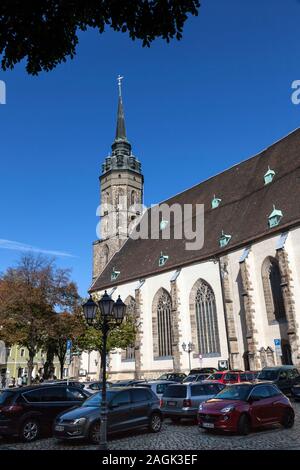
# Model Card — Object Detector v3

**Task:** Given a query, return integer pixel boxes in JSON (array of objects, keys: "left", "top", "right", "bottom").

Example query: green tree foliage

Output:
[
  {"left": 0, "top": 254, "right": 80, "bottom": 384},
  {"left": 0, "top": 1, "right": 200, "bottom": 75}
]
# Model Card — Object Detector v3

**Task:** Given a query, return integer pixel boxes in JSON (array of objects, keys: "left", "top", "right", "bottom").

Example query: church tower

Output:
[{"left": 92, "top": 77, "right": 144, "bottom": 280}]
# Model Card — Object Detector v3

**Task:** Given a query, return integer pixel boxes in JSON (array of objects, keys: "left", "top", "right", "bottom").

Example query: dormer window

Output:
[
  {"left": 212, "top": 195, "right": 222, "bottom": 209},
  {"left": 159, "top": 252, "right": 169, "bottom": 267},
  {"left": 160, "top": 219, "right": 169, "bottom": 231},
  {"left": 264, "top": 166, "right": 276, "bottom": 185},
  {"left": 268, "top": 205, "right": 283, "bottom": 228},
  {"left": 111, "top": 267, "right": 120, "bottom": 281},
  {"left": 219, "top": 230, "right": 232, "bottom": 248}
]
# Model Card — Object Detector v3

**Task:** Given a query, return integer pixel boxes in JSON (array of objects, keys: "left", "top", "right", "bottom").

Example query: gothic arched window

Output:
[
  {"left": 121, "top": 296, "right": 136, "bottom": 361},
  {"left": 152, "top": 289, "right": 173, "bottom": 358},
  {"left": 101, "top": 244, "right": 109, "bottom": 266},
  {"left": 189, "top": 279, "right": 220, "bottom": 356},
  {"left": 130, "top": 190, "right": 136, "bottom": 206},
  {"left": 262, "top": 257, "right": 286, "bottom": 323}
]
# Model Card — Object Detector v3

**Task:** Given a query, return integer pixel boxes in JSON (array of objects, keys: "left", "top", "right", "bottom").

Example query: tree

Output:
[
  {"left": 0, "top": 254, "right": 80, "bottom": 384},
  {"left": 49, "top": 310, "right": 85, "bottom": 379},
  {"left": 0, "top": 1, "right": 200, "bottom": 75},
  {"left": 75, "top": 312, "right": 137, "bottom": 378}
]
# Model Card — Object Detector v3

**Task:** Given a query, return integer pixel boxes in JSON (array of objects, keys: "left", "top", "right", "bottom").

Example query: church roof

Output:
[{"left": 90, "top": 127, "right": 300, "bottom": 292}]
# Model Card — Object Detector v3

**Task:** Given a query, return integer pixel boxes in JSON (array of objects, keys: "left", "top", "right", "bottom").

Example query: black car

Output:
[
  {"left": 110, "top": 379, "right": 146, "bottom": 387},
  {"left": 257, "top": 366, "right": 299, "bottom": 394},
  {"left": 157, "top": 373, "right": 187, "bottom": 383},
  {"left": 41, "top": 380, "right": 85, "bottom": 389},
  {"left": 53, "top": 386, "right": 162, "bottom": 443},
  {"left": 291, "top": 375, "right": 300, "bottom": 400},
  {"left": 0, "top": 384, "right": 90, "bottom": 442},
  {"left": 189, "top": 368, "right": 217, "bottom": 375}
]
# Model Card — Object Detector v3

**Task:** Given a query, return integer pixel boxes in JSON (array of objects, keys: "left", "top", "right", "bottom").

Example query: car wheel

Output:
[
  {"left": 20, "top": 418, "right": 40, "bottom": 443},
  {"left": 149, "top": 413, "right": 162, "bottom": 433},
  {"left": 170, "top": 417, "right": 181, "bottom": 424},
  {"left": 237, "top": 414, "right": 250, "bottom": 436},
  {"left": 281, "top": 409, "right": 294, "bottom": 429},
  {"left": 89, "top": 421, "right": 100, "bottom": 444}
]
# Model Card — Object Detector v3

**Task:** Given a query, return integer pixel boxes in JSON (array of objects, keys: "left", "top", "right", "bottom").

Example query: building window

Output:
[
  {"left": 121, "top": 296, "right": 136, "bottom": 362},
  {"left": 190, "top": 279, "right": 220, "bottom": 356},
  {"left": 101, "top": 244, "right": 109, "bottom": 265},
  {"left": 152, "top": 288, "right": 173, "bottom": 358},
  {"left": 20, "top": 349, "right": 25, "bottom": 357},
  {"left": 262, "top": 257, "right": 286, "bottom": 323}
]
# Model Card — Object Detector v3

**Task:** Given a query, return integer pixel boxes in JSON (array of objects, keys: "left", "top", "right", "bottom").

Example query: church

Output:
[{"left": 88, "top": 82, "right": 300, "bottom": 380}]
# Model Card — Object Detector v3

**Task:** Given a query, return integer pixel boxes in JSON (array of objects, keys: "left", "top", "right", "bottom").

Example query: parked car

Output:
[
  {"left": 40, "top": 379, "right": 85, "bottom": 389},
  {"left": 0, "top": 384, "right": 90, "bottom": 442},
  {"left": 82, "top": 381, "right": 112, "bottom": 394},
  {"left": 161, "top": 381, "right": 224, "bottom": 422},
  {"left": 257, "top": 366, "right": 299, "bottom": 395},
  {"left": 206, "top": 370, "right": 257, "bottom": 384},
  {"left": 189, "top": 368, "right": 217, "bottom": 375},
  {"left": 110, "top": 379, "right": 146, "bottom": 387},
  {"left": 133, "top": 380, "right": 177, "bottom": 399},
  {"left": 183, "top": 373, "right": 210, "bottom": 383},
  {"left": 157, "top": 373, "right": 187, "bottom": 383},
  {"left": 53, "top": 386, "right": 162, "bottom": 443},
  {"left": 291, "top": 375, "right": 300, "bottom": 400},
  {"left": 198, "top": 382, "right": 294, "bottom": 435}
]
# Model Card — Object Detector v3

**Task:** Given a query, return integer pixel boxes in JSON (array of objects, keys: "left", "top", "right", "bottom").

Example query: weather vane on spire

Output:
[{"left": 117, "top": 74, "right": 124, "bottom": 97}]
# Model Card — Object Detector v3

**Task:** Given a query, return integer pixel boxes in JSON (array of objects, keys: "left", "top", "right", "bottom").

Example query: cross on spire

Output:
[{"left": 117, "top": 74, "right": 124, "bottom": 97}]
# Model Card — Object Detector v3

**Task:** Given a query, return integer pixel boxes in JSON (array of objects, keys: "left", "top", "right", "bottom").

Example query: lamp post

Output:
[
  {"left": 182, "top": 342, "right": 194, "bottom": 371},
  {"left": 82, "top": 291, "right": 126, "bottom": 450}
]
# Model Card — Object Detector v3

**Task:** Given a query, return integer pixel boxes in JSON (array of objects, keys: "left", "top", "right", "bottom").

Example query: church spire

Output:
[
  {"left": 115, "top": 75, "right": 127, "bottom": 142},
  {"left": 101, "top": 76, "right": 142, "bottom": 176}
]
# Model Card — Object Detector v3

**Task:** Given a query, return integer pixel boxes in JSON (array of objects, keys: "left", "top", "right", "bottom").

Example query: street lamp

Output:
[
  {"left": 82, "top": 291, "right": 126, "bottom": 450},
  {"left": 182, "top": 342, "right": 194, "bottom": 371}
]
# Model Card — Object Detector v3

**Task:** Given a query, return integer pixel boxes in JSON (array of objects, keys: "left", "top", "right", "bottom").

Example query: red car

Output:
[
  {"left": 198, "top": 382, "right": 294, "bottom": 435},
  {"left": 206, "top": 370, "right": 257, "bottom": 385}
]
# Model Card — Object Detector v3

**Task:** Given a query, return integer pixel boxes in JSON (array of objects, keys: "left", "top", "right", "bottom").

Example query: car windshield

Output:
[
  {"left": 214, "top": 384, "right": 252, "bottom": 401},
  {"left": 183, "top": 375, "right": 196, "bottom": 383},
  {"left": 0, "top": 391, "right": 15, "bottom": 405},
  {"left": 257, "top": 370, "right": 279, "bottom": 381},
  {"left": 82, "top": 391, "right": 116, "bottom": 407}
]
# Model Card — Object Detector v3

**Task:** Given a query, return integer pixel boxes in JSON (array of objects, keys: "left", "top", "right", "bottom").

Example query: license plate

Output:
[
  {"left": 168, "top": 401, "right": 176, "bottom": 407},
  {"left": 55, "top": 425, "right": 64, "bottom": 432},
  {"left": 202, "top": 422, "right": 214, "bottom": 429}
]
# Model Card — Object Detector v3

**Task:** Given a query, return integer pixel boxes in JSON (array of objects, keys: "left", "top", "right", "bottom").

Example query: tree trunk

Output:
[
  {"left": 59, "top": 359, "right": 64, "bottom": 379},
  {"left": 44, "top": 345, "right": 55, "bottom": 379},
  {"left": 27, "top": 350, "right": 35, "bottom": 385}
]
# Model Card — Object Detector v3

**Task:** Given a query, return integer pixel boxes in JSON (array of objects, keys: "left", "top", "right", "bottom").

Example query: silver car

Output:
[
  {"left": 135, "top": 380, "right": 177, "bottom": 399},
  {"left": 161, "top": 381, "right": 224, "bottom": 422}
]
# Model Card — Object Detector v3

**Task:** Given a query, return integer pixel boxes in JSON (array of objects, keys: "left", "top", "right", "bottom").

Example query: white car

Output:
[
  {"left": 134, "top": 380, "right": 177, "bottom": 399},
  {"left": 82, "top": 381, "right": 112, "bottom": 394}
]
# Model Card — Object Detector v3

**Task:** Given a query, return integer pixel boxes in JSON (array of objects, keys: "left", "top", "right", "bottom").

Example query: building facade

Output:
[{"left": 89, "top": 88, "right": 300, "bottom": 379}]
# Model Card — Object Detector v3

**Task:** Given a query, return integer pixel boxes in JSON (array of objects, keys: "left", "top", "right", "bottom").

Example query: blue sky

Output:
[{"left": 1, "top": 0, "right": 300, "bottom": 296}]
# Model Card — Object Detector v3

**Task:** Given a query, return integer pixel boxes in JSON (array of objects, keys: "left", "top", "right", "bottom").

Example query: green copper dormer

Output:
[
  {"left": 264, "top": 166, "right": 276, "bottom": 185},
  {"left": 159, "top": 252, "right": 169, "bottom": 267},
  {"left": 219, "top": 230, "right": 232, "bottom": 248},
  {"left": 211, "top": 195, "right": 222, "bottom": 209},
  {"left": 111, "top": 267, "right": 120, "bottom": 281},
  {"left": 268, "top": 205, "right": 283, "bottom": 228}
]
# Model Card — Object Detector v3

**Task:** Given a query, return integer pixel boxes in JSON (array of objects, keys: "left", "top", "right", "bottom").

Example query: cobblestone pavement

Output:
[{"left": 1, "top": 401, "right": 300, "bottom": 451}]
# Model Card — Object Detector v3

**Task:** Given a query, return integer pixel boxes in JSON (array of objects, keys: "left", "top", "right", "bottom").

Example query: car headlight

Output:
[
  {"left": 199, "top": 403, "right": 204, "bottom": 411},
  {"left": 71, "top": 417, "right": 87, "bottom": 425},
  {"left": 220, "top": 405, "right": 235, "bottom": 413}
]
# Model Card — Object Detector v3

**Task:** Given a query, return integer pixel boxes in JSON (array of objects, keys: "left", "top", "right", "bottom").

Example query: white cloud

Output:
[{"left": 0, "top": 239, "right": 75, "bottom": 258}]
